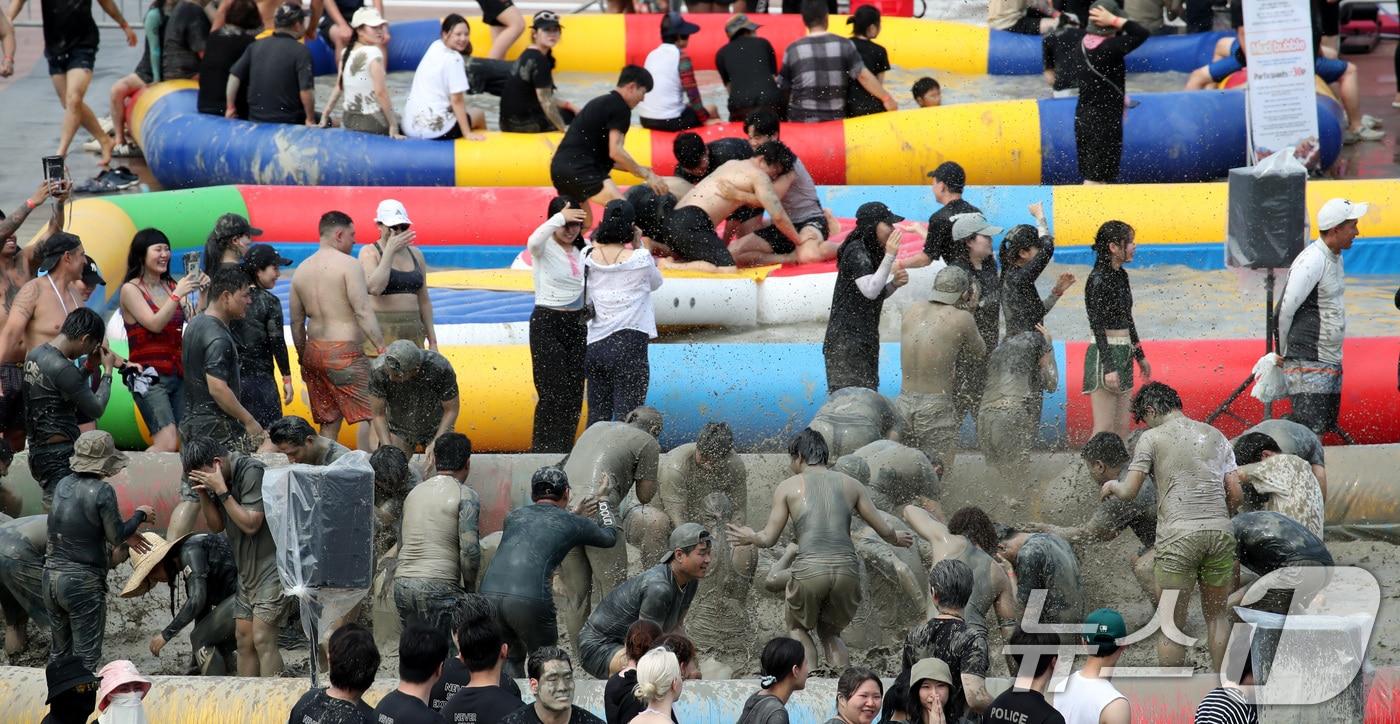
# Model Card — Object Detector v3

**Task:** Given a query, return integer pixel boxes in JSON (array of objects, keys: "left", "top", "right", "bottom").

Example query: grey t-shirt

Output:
[
  {"left": 562, "top": 422, "right": 660, "bottom": 508},
  {"left": 1238, "top": 419, "right": 1325, "bottom": 467},
  {"left": 182, "top": 313, "right": 241, "bottom": 422},
  {"left": 1014, "top": 533, "right": 1084, "bottom": 625},
  {"left": 1128, "top": 413, "right": 1237, "bottom": 547},
  {"left": 368, "top": 350, "right": 459, "bottom": 438},
  {"left": 782, "top": 159, "right": 823, "bottom": 223},
  {"left": 736, "top": 691, "right": 790, "bottom": 724},
  {"left": 229, "top": 31, "right": 315, "bottom": 123},
  {"left": 221, "top": 454, "right": 277, "bottom": 593},
  {"left": 579, "top": 563, "right": 697, "bottom": 649}
]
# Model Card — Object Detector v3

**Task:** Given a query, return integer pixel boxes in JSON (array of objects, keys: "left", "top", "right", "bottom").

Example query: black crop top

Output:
[
  {"left": 376, "top": 243, "right": 425, "bottom": 295},
  {"left": 1084, "top": 260, "right": 1144, "bottom": 361}
]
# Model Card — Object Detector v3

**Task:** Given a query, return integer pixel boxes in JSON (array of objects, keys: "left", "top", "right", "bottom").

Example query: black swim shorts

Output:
[
  {"left": 550, "top": 164, "right": 606, "bottom": 205},
  {"left": 478, "top": 0, "right": 516, "bottom": 27},
  {"left": 756, "top": 215, "right": 829, "bottom": 255},
  {"left": 665, "top": 205, "right": 736, "bottom": 267}
]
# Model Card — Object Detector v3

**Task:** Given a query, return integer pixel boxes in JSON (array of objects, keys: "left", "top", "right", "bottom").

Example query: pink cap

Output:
[{"left": 96, "top": 660, "right": 152, "bottom": 711}]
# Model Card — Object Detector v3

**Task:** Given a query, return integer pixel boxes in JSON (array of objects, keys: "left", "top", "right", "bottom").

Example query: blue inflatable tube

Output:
[{"left": 646, "top": 343, "right": 1069, "bottom": 450}]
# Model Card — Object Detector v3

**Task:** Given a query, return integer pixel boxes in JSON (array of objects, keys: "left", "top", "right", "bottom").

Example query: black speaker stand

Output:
[{"left": 1206, "top": 269, "right": 1279, "bottom": 427}]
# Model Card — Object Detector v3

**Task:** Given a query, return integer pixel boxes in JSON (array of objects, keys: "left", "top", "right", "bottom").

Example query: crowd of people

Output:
[{"left": 0, "top": 169, "right": 1350, "bottom": 724}]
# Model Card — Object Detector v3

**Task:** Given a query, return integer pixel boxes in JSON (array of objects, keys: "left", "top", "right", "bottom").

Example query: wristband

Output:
[
  {"left": 169, "top": 292, "right": 180, "bottom": 302},
  {"left": 597, "top": 500, "right": 616, "bottom": 528},
  {"left": 25, "top": 199, "right": 36, "bottom": 210}
]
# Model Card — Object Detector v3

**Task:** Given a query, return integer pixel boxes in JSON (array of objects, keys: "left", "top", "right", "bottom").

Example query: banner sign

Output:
[{"left": 1242, "top": 0, "right": 1320, "bottom": 164}]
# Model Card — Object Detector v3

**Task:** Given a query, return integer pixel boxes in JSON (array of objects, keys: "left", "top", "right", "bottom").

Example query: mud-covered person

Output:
[
  {"left": 730, "top": 428, "right": 913, "bottom": 670},
  {"left": 481, "top": 466, "right": 619, "bottom": 680}
]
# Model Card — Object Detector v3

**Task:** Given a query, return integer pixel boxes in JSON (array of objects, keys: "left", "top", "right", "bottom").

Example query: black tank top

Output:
[{"left": 375, "top": 243, "right": 425, "bottom": 295}]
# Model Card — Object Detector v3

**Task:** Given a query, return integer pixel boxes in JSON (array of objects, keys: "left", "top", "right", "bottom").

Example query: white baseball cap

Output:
[
  {"left": 1317, "top": 198, "right": 1368, "bottom": 232},
  {"left": 351, "top": 7, "right": 387, "bottom": 27},
  {"left": 375, "top": 199, "right": 411, "bottom": 226}
]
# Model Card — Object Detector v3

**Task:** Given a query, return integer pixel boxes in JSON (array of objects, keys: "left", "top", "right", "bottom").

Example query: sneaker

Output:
[
  {"left": 81, "top": 138, "right": 103, "bottom": 153},
  {"left": 107, "top": 166, "right": 141, "bottom": 189},
  {"left": 111, "top": 142, "right": 141, "bottom": 158},
  {"left": 1354, "top": 126, "right": 1385, "bottom": 142},
  {"left": 75, "top": 172, "right": 123, "bottom": 194},
  {"left": 1361, "top": 114, "right": 1383, "bottom": 130},
  {"left": 97, "top": 116, "right": 114, "bottom": 136}
]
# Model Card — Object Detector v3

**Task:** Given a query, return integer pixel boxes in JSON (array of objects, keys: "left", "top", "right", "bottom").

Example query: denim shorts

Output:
[
  {"left": 133, "top": 374, "right": 183, "bottom": 433},
  {"left": 45, "top": 45, "right": 97, "bottom": 76}
]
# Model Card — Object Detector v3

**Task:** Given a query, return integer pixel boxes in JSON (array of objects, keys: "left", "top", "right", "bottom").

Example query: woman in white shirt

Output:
[
  {"left": 321, "top": 8, "right": 400, "bottom": 136},
  {"left": 527, "top": 196, "right": 588, "bottom": 453},
  {"left": 402, "top": 14, "right": 485, "bottom": 140},
  {"left": 584, "top": 199, "right": 663, "bottom": 426}
]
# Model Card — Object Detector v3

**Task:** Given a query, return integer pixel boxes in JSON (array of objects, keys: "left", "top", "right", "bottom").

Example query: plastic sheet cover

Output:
[{"left": 263, "top": 451, "right": 375, "bottom": 646}]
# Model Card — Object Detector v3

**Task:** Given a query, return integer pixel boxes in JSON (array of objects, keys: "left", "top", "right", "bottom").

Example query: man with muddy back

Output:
[
  {"left": 898, "top": 265, "right": 986, "bottom": 470},
  {"left": 559, "top": 407, "right": 663, "bottom": 647},
  {"left": 663, "top": 140, "right": 801, "bottom": 273},
  {"left": 730, "top": 428, "right": 914, "bottom": 670},
  {"left": 289, "top": 211, "right": 384, "bottom": 443}
]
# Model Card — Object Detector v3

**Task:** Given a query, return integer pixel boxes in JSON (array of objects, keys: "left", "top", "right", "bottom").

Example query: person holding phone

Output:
[
  {"left": 526, "top": 196, "right": 587, "bottom": 453},
  {"left": 118, "top": 229, "right": 202, "bottom": 453},
  {"left": 1075, "top": 0, "right": 1148, "bottom": 185},
  {"left": 359, "top": 199, "right": 436, "bottom": 356}
]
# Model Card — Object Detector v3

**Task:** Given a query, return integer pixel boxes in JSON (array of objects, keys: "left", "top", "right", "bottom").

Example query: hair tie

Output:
[{"left": 760, "top": 675, "right": 777, "bottom": 688}]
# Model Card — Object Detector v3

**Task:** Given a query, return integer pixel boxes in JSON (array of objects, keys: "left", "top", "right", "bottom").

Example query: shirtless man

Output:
[
  {"left": 901, "top": 505, "right": 1019, "bottom": 638},
  {"left": 729, "top": 428, "right": 914, "bottom": 670},
  {"left": 1027, "top": 432, "right": 1157, "bottom": 599},
  {"left": 727, "top": 109, "right": 841, "bottom": 267},
  {"left": 650, "top": 421, "right": 747, "bottom": 563},
  {"left": 663, "top": 140, "right": 801, "bottom": 273},
  {"left": 480, "top": 466, "right": 618, "bottom": 680},
  {"left": 836, "top": 439, "right": 941, "bottom": 514},
  {"left": 898, "top": 266, "right": 985, "bottom": 471},
  {"left": 809, "top": 386, "right": 904, "bottom": 459},
  {"left": 1101, "top": 381, "right": 1244, "bottom": 670},
  {"left": 0, "top": 231, "right": 88, "bottom": 449},
  {"left": 559, "top": 407, "right": 663, "bottom": 647},
  {"left": 289, "top": 211, "right": 384, "bottom": 443}
]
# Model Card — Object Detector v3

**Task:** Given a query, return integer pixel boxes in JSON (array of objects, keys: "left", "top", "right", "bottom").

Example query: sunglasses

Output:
[{"left": 390, "top": 224, "right": 410, "bottom": 233}]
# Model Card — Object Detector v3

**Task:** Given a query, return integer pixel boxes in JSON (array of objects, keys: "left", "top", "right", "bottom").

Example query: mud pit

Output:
[{"left": 6, "top": 450, "right": 1398, "bottom": 682}]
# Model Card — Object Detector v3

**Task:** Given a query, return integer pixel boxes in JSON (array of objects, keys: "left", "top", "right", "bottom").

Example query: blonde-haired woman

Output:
[{"left": 632, "top": 647, "right": 683, "bottom": 724}]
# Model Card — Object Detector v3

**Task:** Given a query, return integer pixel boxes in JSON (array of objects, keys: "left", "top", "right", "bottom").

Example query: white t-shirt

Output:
[
  {"left": 584, "top": 246, "right": 664, "bottom": 344},
  {"left": 1053, "top": 671, "right": 1127, "bottom": 724},
  {"left": 341, "top": 44, "right": 383, "bottom": 118},
  {"left": 637, "top": 43, "right": 685, "bottom": 121},
  {"left": 403, "top": 39, "right": 471, "bottom": 139}
]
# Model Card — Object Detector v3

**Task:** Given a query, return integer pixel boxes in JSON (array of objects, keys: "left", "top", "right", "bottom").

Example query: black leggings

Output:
[
  {"left": 585, "top": 329, "right": 651, "bottom": 426},
  {"left": 488, "top": 593, "right": 559, "bottom": 681},
  {"left": 529, "top": 306, "right": 588, "bottom": 453}
]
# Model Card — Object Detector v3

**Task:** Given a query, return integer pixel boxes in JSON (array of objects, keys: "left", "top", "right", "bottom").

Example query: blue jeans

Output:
[
  {"left": 585, "top": 329, "right": 650, "bottom": 426},
  {"left": 133, "top": 373, "right": 183, "bottom": 433}
]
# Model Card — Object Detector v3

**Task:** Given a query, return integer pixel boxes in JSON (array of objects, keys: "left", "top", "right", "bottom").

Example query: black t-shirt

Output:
[
  {"left": 1042, "top": 27, "right": 1087, "bottom": 92},
  {"left": 500, "top": 48, "right": 557, "bottom": 133},
  {"left": 375, "top": 690, "right": 445, "bottom": 724},
  {"left": 501, "top": 706, "right": 604, "bottom": 724},
  {"left": 40, "top": 0, "right": 99, "bottom": 55},
  {"left": 602, "top": 669, "right": 676, "bottom": 724},
  {"left": 199, "top": 29, "right": 254, "bottom": 116},
  {"left": 162, "top": 0, "right": 211, "bottom": 80},
  {"left": 429, "top": 657, "right": 522, "bottom": 713},
  {"left": 23, "top": 343, "right": 107, "bottom": 444},
  {"left": 901, "top": 616, "right": 990, "bottom": 723},
  {"left": 985, "top": 689, "right": 1065, "bottom": 724},
  {"left": 846, "top": 37, "right": 890, "bottom": 117},
  {"left": 232, "top": 287, "right": 290, "bottom": 378},
  {"left": 923, "top": 197, "right": 979, "bottom": 263},
  {"left": 229, "top": 31, "right": 315, "bottom": 123},
  {"left": 715, "top": 35, "right": 780, "bottom": 111},
  {"left": 551, "top": 91, "right": 632, "bottom": 181},
  {"left": 289, "top": 688, "right": 378, "bottom": 724},
  {"left": 182, "top": 313, "right": 241, "bottom": 421},
  {"left": 955, "top": 258, "right": 1002, "bottom": 352},
  {"left": 824, "top": 235, "right": 888, "bottom": 350},
  {"left": 441, "top": 685, "right": 524, "bottom": 724}
]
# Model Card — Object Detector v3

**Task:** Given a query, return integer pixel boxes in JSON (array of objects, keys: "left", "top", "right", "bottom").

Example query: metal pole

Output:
[{"left": 1264, "top": 268, "right": 1275, "bottom": 419}]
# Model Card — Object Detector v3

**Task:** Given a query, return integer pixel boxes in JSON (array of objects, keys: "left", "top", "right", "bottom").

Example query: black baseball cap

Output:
[
  {"left": 212, "top": 212, "right": 263, "bottom": 240},
  {"left": 36, "top": 232, "right": 82, "bottom": 274},
  {"left": 244, "top": 243, "right": 292, "bottom": 270},
  {"left": 531, "top": 466, "right": 570, "bottom": 500},
  {"left": 532, "top": 10, "right": 562, "bottom": 30},
  {"left": 927, "top": 161, "right": 966, "bottom": 192},
  {"left": 81, "top": 255, "right": 106, "bottom": 287},
  {"left": 856, "top": 202, "right": 904, "bottom": 227}
]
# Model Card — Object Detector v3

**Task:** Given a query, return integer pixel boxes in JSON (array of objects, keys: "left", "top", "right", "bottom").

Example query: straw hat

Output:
[{"left": 120, "top": 531, "right": 191, "bottom": 598}]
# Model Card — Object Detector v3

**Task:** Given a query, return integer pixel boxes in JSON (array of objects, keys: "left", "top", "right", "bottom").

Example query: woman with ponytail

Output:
[
  {"left": 631, "top": 648, "right": 683, "bottom": 724},
  {"left": 736, "top": 637, "right": 809, "bottom": 724},
  {"left": 1083, "top": 219, "right": 1148, "bottom": 440},
  {"left": 845, "top": 6, "right": 893, "bottom": 117},
  {"left": 998, "top": 202, "right": 1075, "bottom": 338},
  {"left": 320, "top": 8, "right": 400, "bottom": 136}
]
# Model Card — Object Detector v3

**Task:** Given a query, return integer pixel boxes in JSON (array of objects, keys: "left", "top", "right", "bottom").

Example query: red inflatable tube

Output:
[{"left": 1062, "top": 337, "right": 1399, "bottom": 446}]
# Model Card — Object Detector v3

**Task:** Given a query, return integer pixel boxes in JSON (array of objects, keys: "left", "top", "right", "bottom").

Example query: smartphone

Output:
[
  {"left": 42, "top": 155, "right": 65, "bottom": 185},
  {"left": 182, "top": 251, "right": 200, "bottom": 278}
]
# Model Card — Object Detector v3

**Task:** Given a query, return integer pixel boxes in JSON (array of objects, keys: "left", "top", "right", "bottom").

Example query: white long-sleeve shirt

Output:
[
  {"left": 1277, "top": 238, "right": 1346, "bottom": 365},
  {"left": 584, "top": 247, "right": 664, "bottom": 344},
  {"left": 527, "top": 213, "right": 585, "bottom": 310}
]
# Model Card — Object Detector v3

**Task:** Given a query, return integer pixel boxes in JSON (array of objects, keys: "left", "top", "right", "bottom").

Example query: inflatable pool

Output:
[
  {"left": 303, "top": 15, "right": 1229, "bottom": 77},
  {"left": 93, "top": 338, "right": 1399, "bottom": 452},
  {"left": 62, "top": 180, "right": 1400, "bottom": 312},
  {"left": 128, "top": 81, "right": 1345, "bottom": 189}
]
